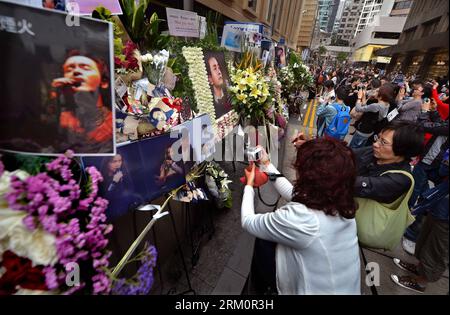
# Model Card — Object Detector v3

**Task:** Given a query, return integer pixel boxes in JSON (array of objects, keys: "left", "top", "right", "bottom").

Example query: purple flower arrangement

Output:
[
  {"left": 111, "top": 242, "right": 158, "bottom": 295},
  {"left": 4, "top": 151, "right": 113, "bottom": 295}
]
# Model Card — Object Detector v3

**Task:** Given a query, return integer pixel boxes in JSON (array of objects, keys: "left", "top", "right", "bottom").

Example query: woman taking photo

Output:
[
  {"left": 241, "top": 138, "right": 361, "bottom": 295},
  {"left": 349, "top": 84, "right": 395, "bottom": 149}
]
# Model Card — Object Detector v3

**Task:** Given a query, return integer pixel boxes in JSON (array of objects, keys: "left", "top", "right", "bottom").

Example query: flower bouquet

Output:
[
  {"left": 229, "top": 65, "right": 273, "bottom": 127},
  {"left": 0, "top": 153, "right": 112, "bottom": 295},
  {"left": 205, "top": 162, "right": 233, "bottom": 209},
  {"left": 110, "top": 242, "right": 157, "bottom": 295}
]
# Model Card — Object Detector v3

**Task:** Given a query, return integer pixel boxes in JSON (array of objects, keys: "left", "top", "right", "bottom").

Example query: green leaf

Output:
[
  {"left": 92, "top": 6, "right": 112, "bottom": 20},
  {"left": 132, "top": 4, "right": 145, "bottom": 41}
]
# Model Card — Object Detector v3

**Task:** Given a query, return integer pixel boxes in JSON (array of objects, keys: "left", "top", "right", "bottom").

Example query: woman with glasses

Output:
[{"left": 352, "top": 120, "right": 424, "bottom": 204}]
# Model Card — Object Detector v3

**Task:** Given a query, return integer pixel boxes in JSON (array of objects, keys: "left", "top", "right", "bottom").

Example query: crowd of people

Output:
[{"left": 241, "top": 65, "right": 449, "bottom": 295}]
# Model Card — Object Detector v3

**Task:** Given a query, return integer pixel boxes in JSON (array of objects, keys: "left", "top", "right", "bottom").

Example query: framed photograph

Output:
[
  {"left": 171, "top": 119, "right": 195, "bottom": 174},
  {"left": 42, "top": 0, "right": 65, "bottom": 11},
  {"left": 0, "top": 1, "right": 115, "bottom": 156},
  {"left": 65, "top": 0, "right": 122, "bottom": 15},
  {"left": 191, "top": 114, "right": 216, "bottom": 164},
  {"left": 275, "top": 46, "right": 287, "bottom": 68},
  {"left": 138, "top": 133, "right": 186, "bottom": 202},
  {"left": 203, "top": 51, "right": 233, "bottom": 120},
  {"left": 82, "top": 143, "right": 149, "bottom": 222}
]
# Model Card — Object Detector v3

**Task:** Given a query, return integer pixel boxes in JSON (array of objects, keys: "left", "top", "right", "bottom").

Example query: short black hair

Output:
[
  {"left": 382, "top": 120, "right": 424, "bottom": 159},
  {"left": 336, "top": 86, "right": 347, "bottom": 101},
  {"left": 324, "top": 80, "right": 335, "bottom": 89},
  {"left": 370, "top": 79, "right": 381, "bottom": 89}
]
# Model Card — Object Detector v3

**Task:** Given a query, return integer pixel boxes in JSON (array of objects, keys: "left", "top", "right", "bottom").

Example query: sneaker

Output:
[
  {"left": 393, "top": 258, "right": 419, "bottom": 276},
  {"left": 402, "top": 237, "right": 416, "bottom": 256},
  {"left": 390, "top": 275, "right": 426, "bottom": 294}
]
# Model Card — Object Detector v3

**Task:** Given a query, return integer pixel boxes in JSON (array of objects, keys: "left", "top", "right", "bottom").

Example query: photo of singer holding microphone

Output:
[
  {"left": 0, "top": 6, "right": 114, "bottom": 155},
  {"left": 95, "top": 150, "right": 147, "bottom": 221},
  {"left": 49, "top": 50, "right": 114, "bottom": 154}
]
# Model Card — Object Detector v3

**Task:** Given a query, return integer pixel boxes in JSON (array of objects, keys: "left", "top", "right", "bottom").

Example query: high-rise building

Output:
[
  {"left": 332, "top": 0, "right": 346, "bottom": 33},
  {"left": 317, "top": 0, "right": 339, "bottom": 32},
  {"left": 355, "top": 0, "right": 394, "bottom": 35},
  {"left": 376, "top": 0, "right": 449, "bottom": 78},
  {"left": 350, "top": 0, "right": 409, "bottom": 67},
  {"left": 336, "top": 0, "right": 364, "bottom": 42},
  {"left": 297, "top": 0, "right": 319, "bottom": 52},
  {"left": 327, "top": 0, "right": 341, "bottom": 33}
]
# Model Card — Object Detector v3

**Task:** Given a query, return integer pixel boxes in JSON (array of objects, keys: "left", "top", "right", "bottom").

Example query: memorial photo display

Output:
[
  {"left": 0, "top": 2, "right": 115, "bottom": 156},
  {"left": 203, "top": 51, "right": 233, "bottom": 120},
  {"left": 82, "top": 132, "right": 186, "bottom": 222}
]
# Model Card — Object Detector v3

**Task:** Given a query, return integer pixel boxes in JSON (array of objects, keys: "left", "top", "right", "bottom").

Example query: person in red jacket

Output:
[{"left": 431, "top": 80, "right": 449, "bottom": 120}]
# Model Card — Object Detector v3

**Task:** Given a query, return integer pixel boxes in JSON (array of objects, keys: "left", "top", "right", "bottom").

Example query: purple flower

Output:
[
  {"left": 5, "top": 151, "right": 112, "bottom": 295},
  {"left": 23, "top": 215, "right": 36, "bottom": 230},
  {"left": 92, "top": 273, "right": 111, "bottom": 295},
  {"left": 43, "top": 266, "right": 59, "bottom": 290},
  {"left": 112, "top": 243, "right": 158, "bottom": 295}
]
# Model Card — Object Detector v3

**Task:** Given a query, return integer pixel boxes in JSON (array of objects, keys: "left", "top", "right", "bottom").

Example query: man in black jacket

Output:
[
  {"left": 402, "top": 104, "right": 449, "bottom": 254},
  {"left": 353, "top": 121, "right": 424, "bottom": 204},
  {"left": 409, "top": 106, "right": 449, "bottom": 208}
]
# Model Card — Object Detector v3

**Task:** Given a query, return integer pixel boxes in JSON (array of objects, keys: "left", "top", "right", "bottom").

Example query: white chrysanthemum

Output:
[{"left": 0, "top": 209, "right": 57, "bottom": 266}]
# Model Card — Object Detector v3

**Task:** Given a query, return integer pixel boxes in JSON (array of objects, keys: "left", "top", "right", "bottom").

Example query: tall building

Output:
[
  {"left": 317, "top": 0, "right": 338, "bottom": 32},
  {"left": 297, "top": 0, "right": 319, "bottom": 52},
  {"left": 355, "top": 0, "right": 394, "bottom": 35},
  {"left": 376, "top": 0, "right": 449, "bottom": 78},
  {"left": 332, "top": 0, "right": 346, "bottom": 33},
  {"left": 351, "top": 15, "right": 406, "bottom": 67},
  {"left": 350, "top": 0, "right": 409, "bottom": 67},
  {"left": 336, "top": 0, "right": 364, "bottom": 42},
  {"left": 327, "top": 0, "right": 341, "bottom": 33}
]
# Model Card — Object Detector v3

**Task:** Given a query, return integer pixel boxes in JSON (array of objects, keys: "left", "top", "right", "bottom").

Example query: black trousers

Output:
[
  {"left": 415, "top": 215, "right": 449, "bottom": 282},
  {"left": 251, "top": 238, "right": 277, "bottom": 295}
]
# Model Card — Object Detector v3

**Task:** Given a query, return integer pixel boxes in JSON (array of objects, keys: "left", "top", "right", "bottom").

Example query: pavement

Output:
[{"left": 155, "top": 97, "right": 448, "bottom": 296}]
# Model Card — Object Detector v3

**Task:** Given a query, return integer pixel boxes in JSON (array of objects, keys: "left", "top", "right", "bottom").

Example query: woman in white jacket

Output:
[{"left": 242, "top": 137, "right": 361, "bottom": 295}]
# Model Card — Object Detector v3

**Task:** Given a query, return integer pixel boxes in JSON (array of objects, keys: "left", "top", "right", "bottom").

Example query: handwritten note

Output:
[{"left": 166, "top": 8, "right": 199, "bottom": 38}]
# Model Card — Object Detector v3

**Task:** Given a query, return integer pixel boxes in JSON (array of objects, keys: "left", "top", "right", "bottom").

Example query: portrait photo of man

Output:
[
  {"left": 50, "top": 50, "right": 114, "bottom": 154},
  {"left": 204, "top": 51, "right": 232, "bottom": 119},
  {"left": 275, "top": 46, "right": 287, "bottom": 68}
]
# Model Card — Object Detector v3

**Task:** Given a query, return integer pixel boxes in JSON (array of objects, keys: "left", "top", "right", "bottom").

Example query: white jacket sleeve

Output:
[
  {"left": 262, "top": 163, "right": 294, "bottom": 202},
  {"left": 241, "top": 186, "right": 319, "bottom": 250}
]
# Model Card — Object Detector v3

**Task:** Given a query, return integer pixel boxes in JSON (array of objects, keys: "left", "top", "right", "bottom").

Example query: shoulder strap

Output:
[
  {"left": 332, "top": 103, "right": 341, "bottom": 112},
  {"left": 380, "top": 170, "right": 415, "bottom": 196}
]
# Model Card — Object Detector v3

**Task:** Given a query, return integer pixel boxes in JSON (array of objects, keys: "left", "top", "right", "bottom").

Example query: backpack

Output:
[{"left": 325, "top": 104, "right": 351, "bottom": 140}]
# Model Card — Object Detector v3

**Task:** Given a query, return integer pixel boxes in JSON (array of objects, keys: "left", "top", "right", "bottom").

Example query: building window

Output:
[
  {"left": 373, "top": 32, "right": 401, "bottom": 39},
  {"left": 263, "top": 0, "right": 275, "bottom": 24},
  {"left": 393, "top": 0, "right": 413, "bottom": 10},
  {"left": 401, "top": 27, "right": 416, "bottom": 43},
  {"left": 248, "top": 0, "right": 258, "bottom": 12},
  {"left": 422, "top": 18, "right": 441, "bottom": 38}
]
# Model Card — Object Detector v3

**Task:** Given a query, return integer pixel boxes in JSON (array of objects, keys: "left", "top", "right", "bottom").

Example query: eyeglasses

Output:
[{"left": 374, "top": 135, "right": 393, "bottom": 147}]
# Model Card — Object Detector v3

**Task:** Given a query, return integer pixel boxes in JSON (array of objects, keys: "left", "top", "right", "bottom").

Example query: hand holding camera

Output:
[{"left": 292, "top": 132, "right": 309, "bottom": 148}]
